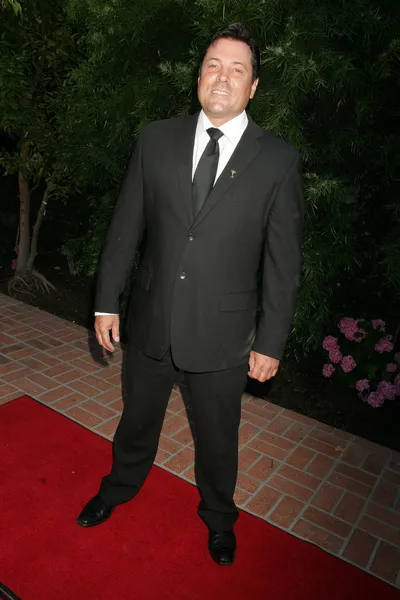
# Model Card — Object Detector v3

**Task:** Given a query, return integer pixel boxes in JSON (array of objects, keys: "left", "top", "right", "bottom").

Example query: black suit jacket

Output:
[{"left": 95, "top": 113, "right": 304, "bottom": 372}]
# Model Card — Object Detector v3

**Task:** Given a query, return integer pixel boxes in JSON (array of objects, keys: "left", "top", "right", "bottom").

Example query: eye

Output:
[{"left": 233, "top": 68, "right": 243, "bottom": 74}]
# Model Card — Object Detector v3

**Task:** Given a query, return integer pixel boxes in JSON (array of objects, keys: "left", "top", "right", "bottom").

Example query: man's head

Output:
[{"left": 197, "top": 23, "right": 260, "bottom": 126}]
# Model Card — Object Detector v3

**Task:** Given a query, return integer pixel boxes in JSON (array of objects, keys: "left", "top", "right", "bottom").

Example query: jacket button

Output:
[
  {"left": 179, "top": 272, "right": 187, "bottom": 280},
  {"left": 188, "top": 233, "right": 195, "bottom": 241}
]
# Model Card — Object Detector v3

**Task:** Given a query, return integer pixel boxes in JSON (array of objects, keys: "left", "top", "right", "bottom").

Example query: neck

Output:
[{"left": 204, "top": 112, "right": 241, "bottom": 127}]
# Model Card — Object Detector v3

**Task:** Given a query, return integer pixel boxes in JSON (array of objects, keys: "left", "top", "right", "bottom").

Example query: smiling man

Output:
[{"left": 77, "top": 23, "right": 304, "bottom": 566}]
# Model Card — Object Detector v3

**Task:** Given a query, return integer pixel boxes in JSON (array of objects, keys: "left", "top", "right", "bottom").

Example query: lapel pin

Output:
[{"left": 230, "top": 170, "right": 236, "bottom": 179}]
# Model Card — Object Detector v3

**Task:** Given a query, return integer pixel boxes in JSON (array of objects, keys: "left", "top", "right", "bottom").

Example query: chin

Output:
[{"left": 207, "top": 103, "right": 229, "bottom": 114}]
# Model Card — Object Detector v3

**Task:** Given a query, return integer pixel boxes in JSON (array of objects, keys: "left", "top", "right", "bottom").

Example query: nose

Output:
[{"left": 217, "top": 68, "right": 229, "bottom": 82}]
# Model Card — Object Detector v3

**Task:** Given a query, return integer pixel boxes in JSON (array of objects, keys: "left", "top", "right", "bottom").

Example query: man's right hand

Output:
[{"left": 94, "top": 315, "right": 120, "bottom": 353}]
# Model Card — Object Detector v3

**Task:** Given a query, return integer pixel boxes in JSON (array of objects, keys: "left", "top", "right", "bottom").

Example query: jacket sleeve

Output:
[
  {"left": 95, "top": 132, "right": 145, "bottom": 313},
  {"left": 252, "top": 153, "right": 304, "bottom": 360}
]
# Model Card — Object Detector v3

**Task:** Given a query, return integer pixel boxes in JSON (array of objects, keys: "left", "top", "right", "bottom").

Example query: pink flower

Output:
[
  {"left": 10, "top": 258, "right": 17, "bottom": 271},
  {"left": 341, "top": 355, "right": 357, "bottom": 373},
  {"left": 329, "top": 348, "right": 343, "bottom": 364},
  {"left": 366, "top": 391, "right": 385, "bottom": 408},
  {"left": 353, "top": 328, "right": 367, "bottom": 342},
  {"left": 322, "top": 364, "right": 335, "bottom": 378},
  {"left": 394, "top": 352, "right": 400, "bottom": 364},
  {"left": 339, "top": 317, "right": 358, "bottom": 332},
  {"left": 377, "top": 381, "right": 396, "bottom": 401},
  {"left": 339, "top": 320, "right": 365, "bottom": 342},
  {"left": 395, "top": 373, "right": 400, "bottom": 396},
  {"left": 372, "top": 319, "right": 385, "bottom": 331},
  {"left": 356, "top": 379, "right": 370, "bottom": 393},
  {"left": 386, "top": 363, "right": 397, "bottom": 373},
  {"left": 344, "top": 330, "right": 359, "bottom": 341},
  {"left": 338, "top": 317, "right": 359, "bottom": 337},
  {"left": 323, "top": 336, "right": 339, "bottom": 351},
  {"left": 375, "top": 335, "right": 394, "bottom": 354}
]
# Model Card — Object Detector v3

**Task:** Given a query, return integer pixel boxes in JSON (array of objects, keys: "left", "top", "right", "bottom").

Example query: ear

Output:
[{"left": 250, "top": 78, "right": 259, "bottom": 99}]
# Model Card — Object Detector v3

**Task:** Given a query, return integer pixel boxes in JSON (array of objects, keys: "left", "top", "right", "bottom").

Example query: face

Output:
[{"left": 198, "top": 37, "right": 259, "bottom": 126}]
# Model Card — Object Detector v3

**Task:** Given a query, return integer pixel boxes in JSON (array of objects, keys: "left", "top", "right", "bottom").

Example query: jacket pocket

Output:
[{"left": 220, "top": 290, "right": 257, "bottom": 312}]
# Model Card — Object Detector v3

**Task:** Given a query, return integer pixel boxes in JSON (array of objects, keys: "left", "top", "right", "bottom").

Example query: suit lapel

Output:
[
  {"left": 192, "top": 118, "right": 264, "bottom": 227},
  {"left": 175, "top": 113, "right": 199, "bottom": 224}
]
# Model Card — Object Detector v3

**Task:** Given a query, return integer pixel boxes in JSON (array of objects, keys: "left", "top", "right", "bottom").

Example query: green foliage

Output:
[
  {"left": 1, "top": 0, "right": 21, "bottom": 16},
  {"left": 0, "top": 0, "right": 81, "bottom": 209}
]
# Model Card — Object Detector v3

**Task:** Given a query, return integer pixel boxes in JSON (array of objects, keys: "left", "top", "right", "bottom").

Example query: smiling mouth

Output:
[{"left": 211, "top": 90, "right": 230, "bottom": 96}]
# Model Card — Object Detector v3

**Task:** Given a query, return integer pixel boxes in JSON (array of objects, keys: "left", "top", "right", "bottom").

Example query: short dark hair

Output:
[{"left": 199, "top": 23, "right": 260, "bottom": 82}]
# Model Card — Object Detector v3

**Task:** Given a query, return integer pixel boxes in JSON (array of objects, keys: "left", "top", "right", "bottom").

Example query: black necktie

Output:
[{"left": 192, "top": 127, "right": 224, "bottom": 217}]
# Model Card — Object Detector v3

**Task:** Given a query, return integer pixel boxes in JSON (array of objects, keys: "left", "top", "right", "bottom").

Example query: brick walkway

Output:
[{"left": 0, "top": 292, "right": 399, "bottom": 589}]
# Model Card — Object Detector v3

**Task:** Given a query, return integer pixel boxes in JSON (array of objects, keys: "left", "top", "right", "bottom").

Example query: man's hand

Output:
[
  {"left": 248, "top": 351, "right": 280, "bottom": 383},
  {"left": 94, "top": 315, "right": 120, "bottom": 353}
]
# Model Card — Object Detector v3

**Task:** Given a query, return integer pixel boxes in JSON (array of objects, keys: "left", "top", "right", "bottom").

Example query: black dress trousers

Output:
[{"left": 99, "top": 344, "right": 248, "bottom": 531}]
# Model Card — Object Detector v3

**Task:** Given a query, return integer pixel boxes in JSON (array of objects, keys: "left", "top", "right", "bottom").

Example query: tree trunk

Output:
[
  {"left": 26, "top": 187, "right": 49, "bottom": 272},
  {"left": 16, "top": 139, "right": 31, "bottom": 275}
]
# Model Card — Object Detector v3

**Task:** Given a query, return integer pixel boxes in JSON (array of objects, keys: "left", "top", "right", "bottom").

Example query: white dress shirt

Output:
[
  {"left": 192, "top": 110, "right": 248, "bottom": 182},
  {"left": 96, "top": 110, "right": 248, "bottom": 316}
]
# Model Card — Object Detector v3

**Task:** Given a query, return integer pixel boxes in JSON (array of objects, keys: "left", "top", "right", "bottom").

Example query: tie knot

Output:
[{"left": 207, "top": 127, "right": 224, "bottom": 142}]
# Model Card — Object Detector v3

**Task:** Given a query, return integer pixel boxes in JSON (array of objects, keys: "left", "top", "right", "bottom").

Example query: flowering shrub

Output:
[{"left": 322, "top": 317, "right": 399, "bottom": 408}]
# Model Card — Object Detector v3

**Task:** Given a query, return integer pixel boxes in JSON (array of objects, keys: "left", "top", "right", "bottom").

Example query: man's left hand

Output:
[{"left": 248, "top": 351, "right": 280, "bottom": 383}]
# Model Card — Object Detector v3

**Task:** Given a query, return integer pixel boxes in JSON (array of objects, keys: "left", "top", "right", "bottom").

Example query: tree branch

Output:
[
  {"left": 16, "top": 138, "right": 31, "bottom": 275},
  {"left": 26, "top": 186, "right": 49, "bottom": 272}
]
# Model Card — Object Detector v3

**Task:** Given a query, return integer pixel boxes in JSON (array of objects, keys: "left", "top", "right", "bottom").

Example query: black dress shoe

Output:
[
  {"left": 208, "top": 529, "right": 236, "bottom": 565},
  {"left": 76, "top": 495, "right": 115, "bottom": 527}
]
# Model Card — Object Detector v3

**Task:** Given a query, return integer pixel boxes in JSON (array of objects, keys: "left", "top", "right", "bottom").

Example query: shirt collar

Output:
[{"left": 196, "top": 110, "right": 248, "bottom": 145}]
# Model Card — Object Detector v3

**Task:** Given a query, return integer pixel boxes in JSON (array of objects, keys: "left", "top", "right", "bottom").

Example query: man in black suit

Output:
[{"left": 77, "top": 23, "right": 303, "bottom": 566}]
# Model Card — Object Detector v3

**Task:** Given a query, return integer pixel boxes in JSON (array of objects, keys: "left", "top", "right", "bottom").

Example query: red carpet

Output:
[{"left": 0, "top": 396, "right": 398, "bottom": 600}]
